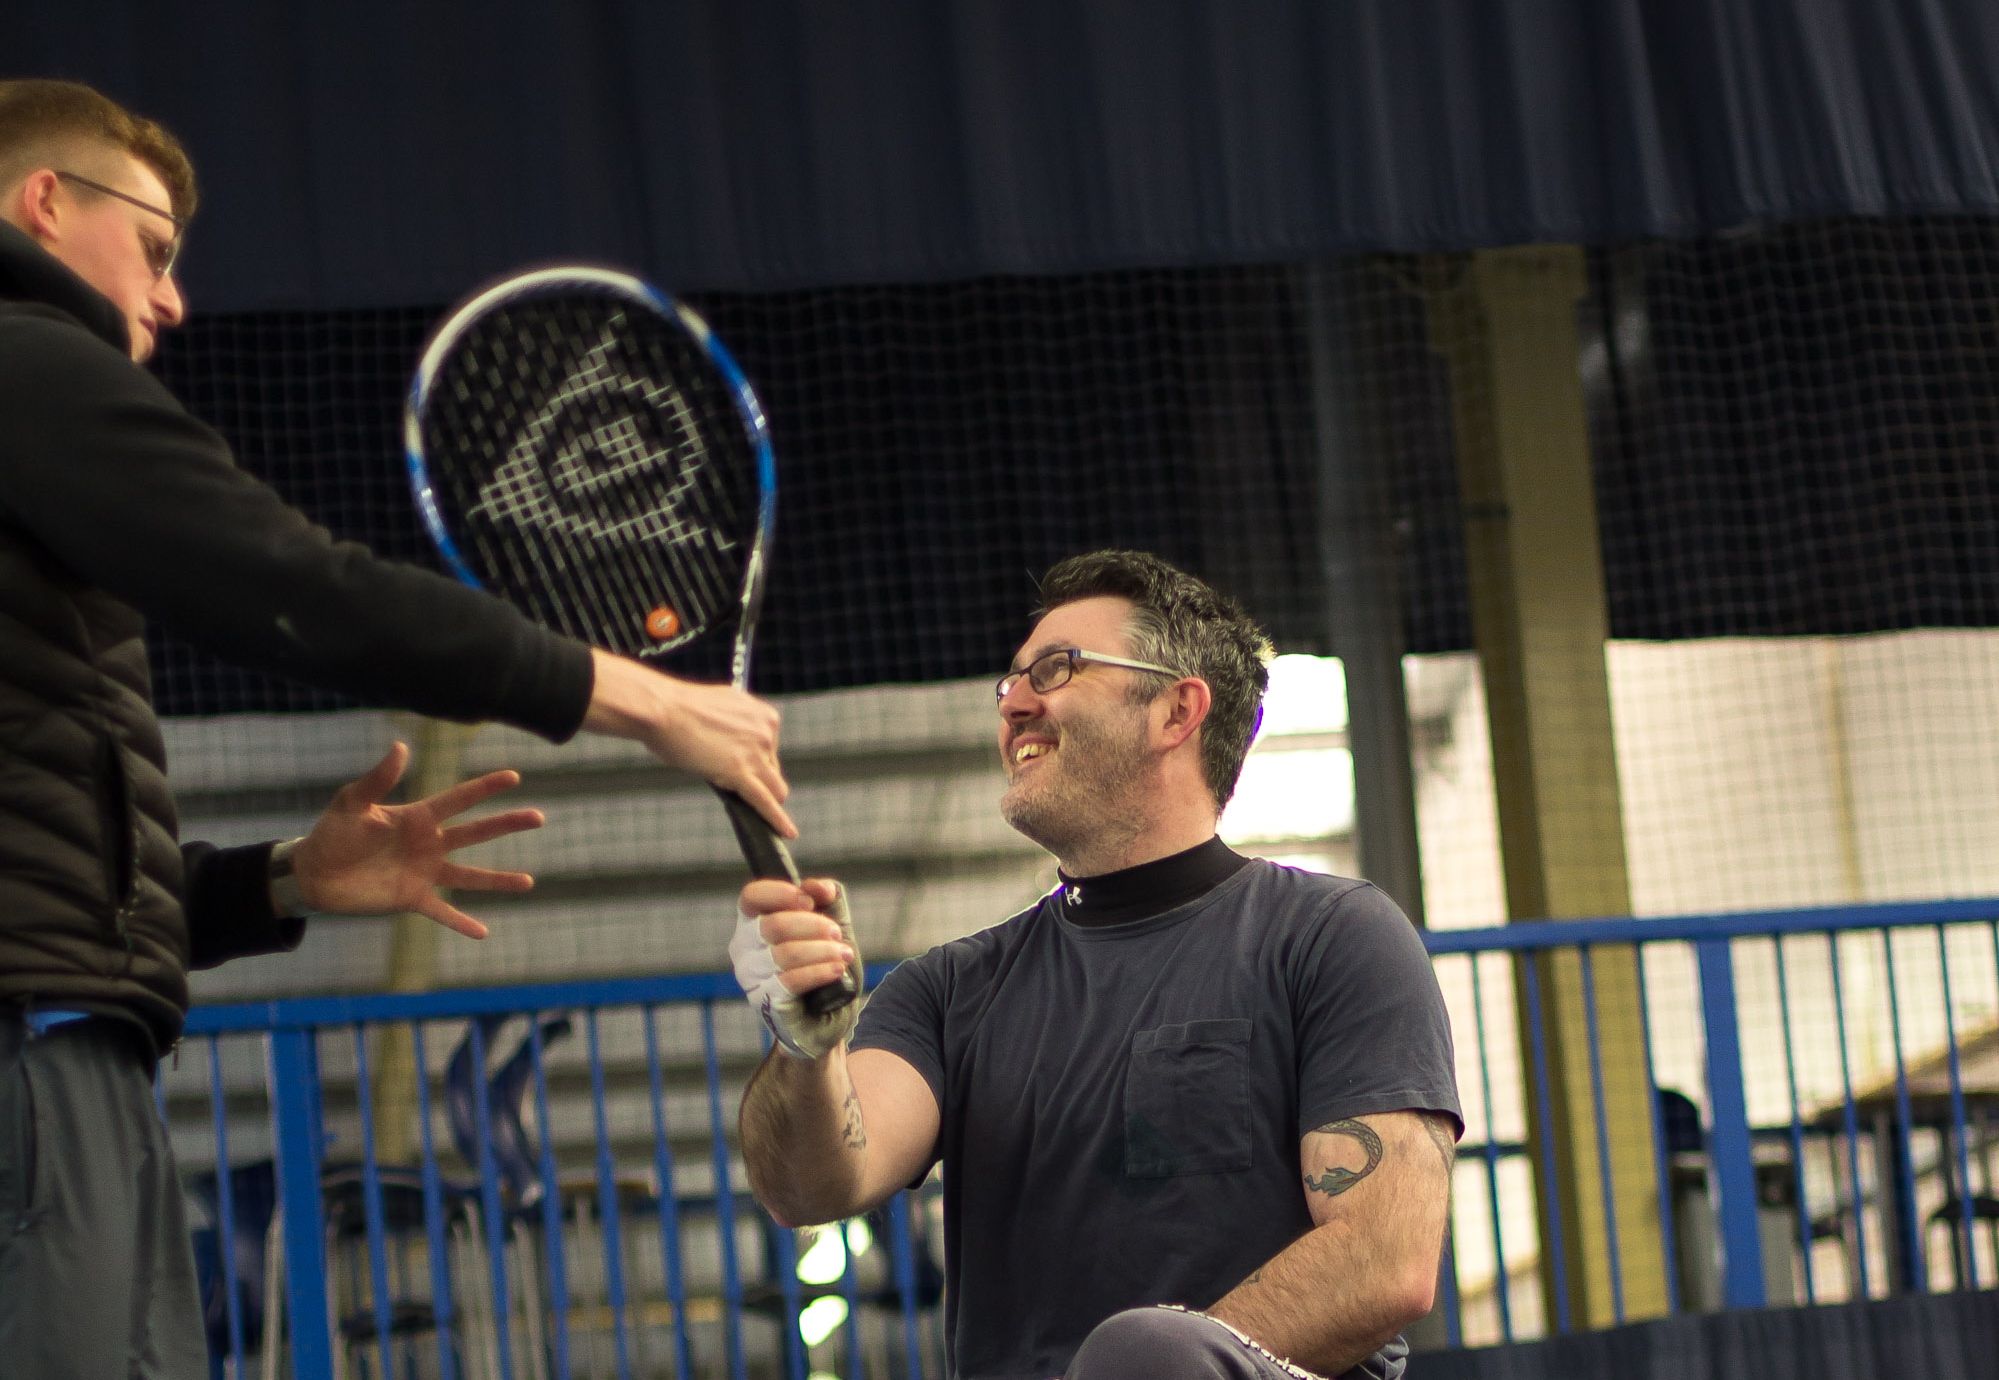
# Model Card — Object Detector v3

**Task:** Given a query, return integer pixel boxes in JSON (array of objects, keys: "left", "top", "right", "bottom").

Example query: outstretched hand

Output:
[{"left": 291, "top": 742, "right": 545, "bottom": 938}]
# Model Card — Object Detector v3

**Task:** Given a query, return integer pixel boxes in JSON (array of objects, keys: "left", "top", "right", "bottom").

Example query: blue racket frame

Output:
[
  {"left": 403, "top": 264, "right": 779, "bottom": 689},
  {"left": 402, "top": 265, "right": 857, "bottom": 1015}
]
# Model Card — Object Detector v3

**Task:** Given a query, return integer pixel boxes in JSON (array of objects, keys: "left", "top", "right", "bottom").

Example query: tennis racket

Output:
[{"left": 404, "top": 264, "right": 857, "bottom": 1015}]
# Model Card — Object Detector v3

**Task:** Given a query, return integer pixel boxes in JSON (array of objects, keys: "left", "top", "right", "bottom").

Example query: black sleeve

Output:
[
  {"left": 850, "top": 946, "right": 951, "bottom": 1108},
  {"left": 849, "top": 946, "right": 951, "bottom": 1187},
  {"left": 180, "top": 841, "right": 307, "bottom": 970},
  {"left": 1293, "top": 883, "right": 1463, "bottom": 1139},
  {"left": 0, "top": 313, "right": 593, "bottom": 742}
]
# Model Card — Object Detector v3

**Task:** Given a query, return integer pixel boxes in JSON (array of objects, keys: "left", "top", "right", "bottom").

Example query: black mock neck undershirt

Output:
[{"left": 1055, "top": 836, "right": 1252, "bottom": 927}]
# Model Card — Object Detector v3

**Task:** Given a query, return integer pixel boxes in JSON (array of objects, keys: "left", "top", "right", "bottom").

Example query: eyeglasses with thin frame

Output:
[
  {"left": 54, "top": 170, "right": 186, "bottom": 280},
  {"left": 995, "top": 647, "right": 1181, "bottom": 701}
]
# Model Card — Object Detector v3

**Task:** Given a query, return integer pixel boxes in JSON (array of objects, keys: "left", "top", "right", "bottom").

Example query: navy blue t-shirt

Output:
[{"left": 851, "top": 861, "right": 1462, "bottom": 1380}]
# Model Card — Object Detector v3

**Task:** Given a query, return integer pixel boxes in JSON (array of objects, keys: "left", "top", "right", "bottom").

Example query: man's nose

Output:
[
  {"left": 153, "top": 272, "right": 185, "bottom": 326},
  {"left": 998, "top": 676, "right": 1044, "bottom": 720}
]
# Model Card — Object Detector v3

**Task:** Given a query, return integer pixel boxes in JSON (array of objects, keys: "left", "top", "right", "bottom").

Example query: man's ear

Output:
[
  {"left": 7, "top": 169, "right": 64, "bottom": 242},
  {"left": 1154, "top": 676, "right": 1212, "bottom": 752}
]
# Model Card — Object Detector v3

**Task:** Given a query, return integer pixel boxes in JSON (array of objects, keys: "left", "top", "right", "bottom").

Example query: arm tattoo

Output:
[
  {"left": 839, "top": 1082, "right": 867, "bottom": 1150},
  {"left": 1420, "top": 1112, "right": 1458, "bottom": 1172},
  {"left": 1303, "top": 1118, "right": 1382, "bottom": 1198}
]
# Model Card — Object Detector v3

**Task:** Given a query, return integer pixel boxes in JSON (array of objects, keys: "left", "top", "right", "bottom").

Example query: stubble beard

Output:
[{"left": 1000, "top": 703, "right": 1152, "bottom": 868}]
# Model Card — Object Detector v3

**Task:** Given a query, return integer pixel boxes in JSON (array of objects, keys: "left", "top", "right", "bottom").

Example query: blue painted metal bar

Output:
[
  {"left": 270, "top": 1027, "right": 336, "bottom": 1380},
  {"left": 641, "top": 1006, "right": 696, "bottom": 1380},
  {"left": 1771, "top": 936, "right": 1816, "bottom": 1303},
  {"left": 526, "top": 1013, "right": 573, "bottom": 1379},
  {"left": 1936, "top": 924, "right": 1978, "bottom": 1288},
  {"left": 1693, "top": 936, "right": 1765, "bottom": 1309},
  {"left": 1518, "top": 958, "right": 1571, "bottom": 1334},
  {"left": 772, "top": 1220, "right": 805, "bottom": 1380},
  {"left": 1880, "top": 1120, "right": 1921, "bottom": 1295},
  {"left": 1632, "top": 945, "right": 1681, "bottom": 1314},
  {"left": 206, "top": 1036, "right": 248, "bottom": 1372},
  {"left": 184, "top": 964, "right": 900, "bottom": 1036},
  {"left": 466, "top": 1020, "right": 520, "bottom": 1380},
  {"left": 584, "top": 1010, "right": 636, "bottom": 1380},
  {"left": 1878, "top": 932, "right": 1926, "bottom": 1292},
  {"left": 350, "top": 1022, "right": 398, "bottom": 1379},
  {"left": 886, "top": 1191, "right": 924, "bottom": 1380},
  {"left": 1418, "top": 898, "right": 1999, "bottom": 956},
  {"left": 1436, "top": 1236, "right": 1463, "bottom": 1348},
  {"left": 1987, "top": 916, "right": 1999, "bottom": 1286},
  {"left": 1825, "top": 933, "right": 1872, "bottom": 1298},
  {"left": 1576, "top": 946, "right": 1625, "bottom": 1323},
  {"left": 1467, "top": 953, "right": 1514, "bottom": 1341},
  {"left": 410, "top": 1023, "right": 461, "bottom": 1380},
  {"left": 701, "top": 1001, "right": 749, "bottom": 1380},
  {"left": 839, "top": 1218, "right": 865, "bottom": 1380}
]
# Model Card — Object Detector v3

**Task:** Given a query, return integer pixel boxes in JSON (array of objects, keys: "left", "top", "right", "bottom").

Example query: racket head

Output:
[{"left": 405, "top": 265, "right": 776, "bottom": 681}]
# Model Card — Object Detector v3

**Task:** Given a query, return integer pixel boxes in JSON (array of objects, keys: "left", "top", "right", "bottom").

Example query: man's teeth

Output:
[{"left": 1015, "top": 743, "right": 1051, "bottom": 763}]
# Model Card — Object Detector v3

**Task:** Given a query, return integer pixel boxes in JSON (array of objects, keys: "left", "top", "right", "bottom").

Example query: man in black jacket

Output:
[{"left": 0, "top": 78, "right": 796, "bottom": 1377}]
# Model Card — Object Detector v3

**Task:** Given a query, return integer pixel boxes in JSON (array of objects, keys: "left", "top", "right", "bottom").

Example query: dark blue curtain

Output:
[
  {"left": 1424, "top": 1289, "right": 1999, "bottom": 1380},
  {"left": 18, "top": 0, "right": 1999, "bottom": 310}
]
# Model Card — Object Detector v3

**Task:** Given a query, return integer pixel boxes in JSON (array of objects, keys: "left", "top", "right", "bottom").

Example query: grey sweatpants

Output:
[
  {"left": 0, "top": 1017, "right": 208, "bottom": 1380},
  {"left": 1066, "top": 1306, "right": 1408, "bottom": 1380}
]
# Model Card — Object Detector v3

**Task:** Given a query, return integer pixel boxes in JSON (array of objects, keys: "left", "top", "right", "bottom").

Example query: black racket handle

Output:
[{"left": 716, "top": 788, "right": 861, "bottom": 1017}]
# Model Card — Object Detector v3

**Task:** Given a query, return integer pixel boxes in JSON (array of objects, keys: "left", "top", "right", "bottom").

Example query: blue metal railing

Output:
[
  {"left": 1423, "top": 899, "right": 1999, "bottom": 1343},
  {"left": 173, "top": 900, "right": 1999, "bottom": 1377},
  {"left": 178, "top": 966, "right": 942, "bottom": 1380}
]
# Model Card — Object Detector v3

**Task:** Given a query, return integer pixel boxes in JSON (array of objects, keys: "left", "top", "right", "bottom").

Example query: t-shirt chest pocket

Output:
[{"left": 1123, "top": 1017, "right": 1253, "bottom": 1177}]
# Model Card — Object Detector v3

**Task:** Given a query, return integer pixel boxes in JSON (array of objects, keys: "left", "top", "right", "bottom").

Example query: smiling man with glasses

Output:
[
  {"left": 0, "top": 78, "right": 801, "bottom": 1380},
  {"left": 734, "top": 549, "right": 1464, "bottom": 1380}
]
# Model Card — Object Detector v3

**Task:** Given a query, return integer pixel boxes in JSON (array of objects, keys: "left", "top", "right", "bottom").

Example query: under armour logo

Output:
[{"left": 1065, "top": 884, "right": 1084, "bottom": 907}]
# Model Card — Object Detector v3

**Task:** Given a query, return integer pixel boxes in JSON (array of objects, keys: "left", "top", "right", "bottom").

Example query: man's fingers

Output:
[
  {"left": 769, "top": 933, "right": 850, "bottom": 967},
  {"left": 439, "top": 808, "right": 545, "bottom": 851},
  {"left": 741, "top": 878, "right": 815, "bottom": 915},
  {"left": 439, "top": 864, "right": 536, "bottom": 894},
  {"left": 420, "top": 897, "right": 490, "bottom": 940},
  {"left": 422, "top": 769, "right": 524, "bottom": 821},
  {"left": 730, "top": 773, "right": 797, "bottom": 839},
  {"left": 798, "top": 877, "right": 842, "bottom": 909},
  {"left": 740, "top": 879, "right": 842, "bottom": 938},
  {"left": 778, "top": 955, "right": 855, "bottom": 995},
  {"left": 341, "top": 741, "right": 410, "bottom": 808}
]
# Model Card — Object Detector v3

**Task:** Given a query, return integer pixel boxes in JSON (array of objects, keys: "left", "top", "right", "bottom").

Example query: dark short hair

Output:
[
  {"left": 0, "top": 79, "right": 198, "bottom": 220},
  {"left": 1036, "top": 550, "right": 1273, "bottom": 808}
]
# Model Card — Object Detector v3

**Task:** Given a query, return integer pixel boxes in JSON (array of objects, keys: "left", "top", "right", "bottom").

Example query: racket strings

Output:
[{"left": 417, "top": 290, "right": 761, "bottom": 657}]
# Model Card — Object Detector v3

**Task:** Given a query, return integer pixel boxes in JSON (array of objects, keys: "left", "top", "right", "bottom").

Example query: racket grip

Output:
[{"left": 715, "top": 788, "right": 860, "bottom": 1017}]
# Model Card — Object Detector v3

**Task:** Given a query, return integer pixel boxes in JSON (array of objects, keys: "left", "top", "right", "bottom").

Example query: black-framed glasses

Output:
[
  {"left": 54, "top": 170, "right": 186, "bottom": 280},
  {"left": 995, "top": 647, "right": 1180, "bottom": 701}
]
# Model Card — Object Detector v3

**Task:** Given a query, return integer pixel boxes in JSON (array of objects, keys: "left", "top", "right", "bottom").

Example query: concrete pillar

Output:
[{"left": 1426, "top": 245, "right": 1669, "bottom": 1327}]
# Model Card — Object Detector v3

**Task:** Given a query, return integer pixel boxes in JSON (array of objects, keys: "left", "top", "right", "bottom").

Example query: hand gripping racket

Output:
[{"left": 404, "top": 265, "right": 857, "bottom": 1015}]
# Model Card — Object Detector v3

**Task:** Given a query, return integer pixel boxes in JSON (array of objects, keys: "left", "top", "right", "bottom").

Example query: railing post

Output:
[
  {"left": 1693, "top": 938, "right": 1766, "bottom": 1309},
  {"left": 270, "top": 1025, "right": 335, "bottom": 1378}
]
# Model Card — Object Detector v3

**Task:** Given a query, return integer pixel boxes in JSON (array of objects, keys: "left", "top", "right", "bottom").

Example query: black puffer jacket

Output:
[{"left": 0, "top": 222, "right": 594, "bottom": 1053}]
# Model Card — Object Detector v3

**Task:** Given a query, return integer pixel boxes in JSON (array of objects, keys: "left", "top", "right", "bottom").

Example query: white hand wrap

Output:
[{"left": 728, "top": 883, "right": 862, "bottom": 1060}]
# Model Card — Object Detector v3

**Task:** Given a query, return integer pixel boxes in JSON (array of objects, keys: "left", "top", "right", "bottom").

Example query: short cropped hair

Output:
[
  {"left": 0, "top": 79, "right": 197, "bottom": 220},
  {"left": 1036, "top": 550, "right": 1274, "bottom": 808}
]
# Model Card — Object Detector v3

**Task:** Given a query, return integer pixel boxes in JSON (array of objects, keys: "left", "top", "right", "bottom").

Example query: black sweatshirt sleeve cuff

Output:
[{"left": 182, "top": 841, "right": 309, "bottom": 970}]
